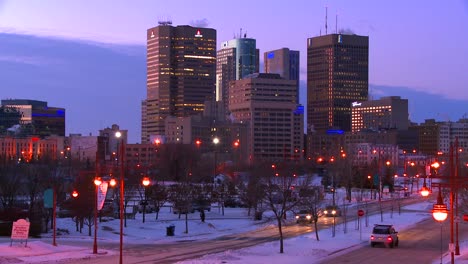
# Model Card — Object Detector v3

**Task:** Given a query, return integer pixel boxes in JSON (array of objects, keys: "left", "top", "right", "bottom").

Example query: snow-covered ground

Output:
[{"left": 1, "top": 192, "right": 468, "bottom": 264}]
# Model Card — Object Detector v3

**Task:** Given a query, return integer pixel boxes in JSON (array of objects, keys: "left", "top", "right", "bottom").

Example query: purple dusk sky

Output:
[
  {"left": 1, "top": 0, "right": 467, "bottom": 98},
  {"left": 0, "top": 0, "right": 467, "bottom": 142}
]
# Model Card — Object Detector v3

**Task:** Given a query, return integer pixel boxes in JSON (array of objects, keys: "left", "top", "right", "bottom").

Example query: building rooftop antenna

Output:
[
  {"left": 158, "top": 16, "right": 172, "bottom": 26},
  {"left": 336, "top": 12, "right": 338, "bottom": 34},
  {"left": 325, "top": 6, "right": 328, "bottom": 35}
]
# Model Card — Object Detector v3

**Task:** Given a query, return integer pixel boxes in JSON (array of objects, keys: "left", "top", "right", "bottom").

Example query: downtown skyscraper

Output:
[
  {"left": 142, "top": 22, "right": 216, "bottom": 143},
  {"left": 307, "top": 33, "right": 369, "bottom": 133},
  {"left": 264, "top": 48, "right": 300, "bottom": 103},
  {"left": 216, "top": 35, "right": 259, "bottom": 117}
]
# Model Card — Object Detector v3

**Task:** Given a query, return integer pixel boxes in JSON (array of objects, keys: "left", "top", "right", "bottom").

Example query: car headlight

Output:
[
  {"left": 295, "top": 215, "right": 299, "bottom": 219},
  {"left": 324, "top": 210, "right": 328, "bottom": 214},
  {"left": 306, "top": 215, "right": 312, "bottom": 220}
]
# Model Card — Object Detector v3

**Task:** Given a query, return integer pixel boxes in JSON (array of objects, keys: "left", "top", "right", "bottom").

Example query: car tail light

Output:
[
  {"left": 387, "top": 236, "right": 393, "bottom": 242},
  {"left": 370, "top": 235, "right": 375, "bottom": 240}
]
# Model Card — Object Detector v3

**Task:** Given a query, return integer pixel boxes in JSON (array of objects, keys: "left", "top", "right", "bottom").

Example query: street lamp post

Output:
[
  {"left": 213, "top": 137, "right": 219, "bottom": 184},
  {"left": 432, "top": 187, "right": 448, "bottom": 264},
  {"left": 93, "top": 177, "right": 102, "bottom": 254},
  {"left": 115, "top": 131, "right": 125, "bottom": 264},
  {"left": 367, "top": 175, "right": 373, "bottom": 200},
  {"left": 142, "top": 177, "right": 151, "bottom": 223},
  {"left": 329, "top": 157, "right": 335, "bottom": 206},
  {"left": 332, "top": 209, "right": 336, "bottom": 237}
]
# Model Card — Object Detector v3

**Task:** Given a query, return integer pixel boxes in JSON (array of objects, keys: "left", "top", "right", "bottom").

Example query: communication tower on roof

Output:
[{"left": 325, "top": 6, "right": 328, "bottom": 35}]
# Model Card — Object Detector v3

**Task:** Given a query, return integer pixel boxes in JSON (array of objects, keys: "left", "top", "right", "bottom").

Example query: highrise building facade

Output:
[
  {"left": 1, "top": 99, "right": 65, "bottom": 137},
  {"left": 351, "top": 96, "right": 409, "bottom": 132},
  {"left": 216, "top": 37, "right": 259, "bottom": 117},
  {"left": 307, "top": 34, "right": 369, "bottom": 133},
  {"left": 229, "top": 73, "right": 303, "bottom": 162},
  {"left": 264, "top": 48, "right": 300, "bottom": 101},
  {"left": 142, "top": 22, "right": 216, "bottom": 143}
]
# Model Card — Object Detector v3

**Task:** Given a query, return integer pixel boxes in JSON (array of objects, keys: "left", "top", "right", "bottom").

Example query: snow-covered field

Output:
[{"left": 1, "top": 192, "right": 468, "bottom": 264}]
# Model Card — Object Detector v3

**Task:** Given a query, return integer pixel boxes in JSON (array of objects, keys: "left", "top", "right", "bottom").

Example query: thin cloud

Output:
[
  {"left": 190, "top": 18, "right": 210, "bottom": 28},
  {"left": 0, "top": 55, "right": 52, "bottom": 66}
]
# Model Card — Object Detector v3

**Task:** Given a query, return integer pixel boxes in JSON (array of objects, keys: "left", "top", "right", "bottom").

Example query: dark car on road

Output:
[
  {"left": 192, "top": 199, "right": 211, "bottom": 212},
  {"left": 295, "top": 209, "right": 313, "bottom": 224},
  {"left": 323, "top": 205, "right": 341, "bottom": 217}
]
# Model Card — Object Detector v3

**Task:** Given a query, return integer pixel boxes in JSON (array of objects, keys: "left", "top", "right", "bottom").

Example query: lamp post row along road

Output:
[{"left": 425, "top": 138, "right": 465, "bottom": 264}]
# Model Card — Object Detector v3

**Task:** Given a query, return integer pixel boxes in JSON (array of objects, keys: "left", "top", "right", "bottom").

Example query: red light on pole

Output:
[
  {"left": 93, "top": 177, "right": 101, "bottom": 254},
  {"left": 94, "top": 177, "right": 102, "bottom": 186},
  {"left": 109, "top": 178, "right": 117, "bottom": 187},
  {"left": 142, "top": 177, "right": 150, "bottom": 187}
]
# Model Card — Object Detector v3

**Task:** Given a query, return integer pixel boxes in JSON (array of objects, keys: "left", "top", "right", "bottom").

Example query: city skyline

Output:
[{"left": 0, "top": 0, "right": 467, "bottom": 142}]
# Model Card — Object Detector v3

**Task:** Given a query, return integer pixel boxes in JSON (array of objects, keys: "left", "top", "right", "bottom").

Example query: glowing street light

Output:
[
  {"left": 432, "top": 188, "right": 448, "bottom": 264},
  {"left": 93, "top": 177, "right": 102, "bottom": 254},
  {"left": 213, "top": 137, "right": 220, "bottom": 182},
  {"left": 115, "top": 131, "right": 125, "bottom": 264},
  {"left": 420, "top": 185, "right": 430, "bottom": 197},
  {"left": 141, "top": 177, "right": 151, "bottom": 223},
  {"left": 109, "top": 178, "right": 117, "bottom": 187}
]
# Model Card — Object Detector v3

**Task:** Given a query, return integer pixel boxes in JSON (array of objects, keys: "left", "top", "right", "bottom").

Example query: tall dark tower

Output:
[
  {"left": 307, "top": 33, "right": 369, "bottom": 133},
  {"left": 142, "top": 22, "right": 216, "bottom": 143}
]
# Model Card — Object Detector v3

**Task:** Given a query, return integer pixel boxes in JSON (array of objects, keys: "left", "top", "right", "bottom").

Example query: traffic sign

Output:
[
  {"left": 43, "top": 188, "right": 53, "bottom": 209},
  {"left": 358, "top": 209, "right": 365, "bottom": 217}
]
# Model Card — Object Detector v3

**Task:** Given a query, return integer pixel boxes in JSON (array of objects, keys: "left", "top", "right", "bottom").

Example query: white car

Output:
[{"left": 370, "top": 224, "right": 399, "bottom": 248}]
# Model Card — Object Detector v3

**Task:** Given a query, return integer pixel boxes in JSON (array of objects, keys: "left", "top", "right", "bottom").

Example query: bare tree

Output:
[
  {"left": 147, "top": 184, "right": 167, "bottom": 220},
  {"left": 70, "top": 171, "right": 95, "bottom": 236},
  {"left": 262, "top": 161, "right": 304, "bottom": 253},
  {"left": 0, "top": 160, "right": 22, "bottom": 209},
  {"left": 243, "top": 164, "right": 267, "bottom": 218},
  {"left": 158, "top": 144, "right": 197, "bottom": 182},
  {"left": 168, "top": 183, "right": 195, "bottom": 233},
  {"left": 296, "top": 185, "right": 324, "bottom": 241}
]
